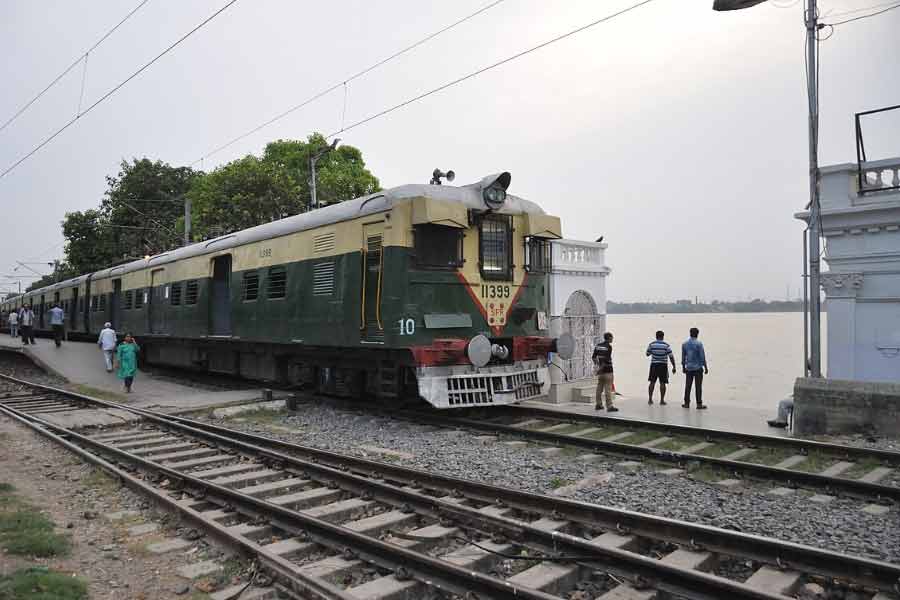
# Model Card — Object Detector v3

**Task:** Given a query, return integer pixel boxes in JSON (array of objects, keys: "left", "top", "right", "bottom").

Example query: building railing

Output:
[
  {"left": 551, "top": 240, "right": 609, "bottom": 274},
  {"left": 855, "top": 104, "right": 900, "bottom": 195}
]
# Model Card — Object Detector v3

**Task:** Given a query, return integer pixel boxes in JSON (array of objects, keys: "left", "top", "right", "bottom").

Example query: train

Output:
[{"left": 1, "top": 171, "right": 573, "bottom": 408}]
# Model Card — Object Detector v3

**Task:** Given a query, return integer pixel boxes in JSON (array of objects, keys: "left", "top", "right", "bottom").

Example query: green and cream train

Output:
[{"left": 1, "top": 172, "right": 573, "bottom": 408}]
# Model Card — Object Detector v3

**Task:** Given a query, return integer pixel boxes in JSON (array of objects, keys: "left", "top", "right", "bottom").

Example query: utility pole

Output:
[
  {"left": 805, "top": 0, "right": 822, "bottom": 377},
  {"left": 184, "top": 196, "right": 192, "bottom": 246},
  {"left": 309, "top": 139, "right": 340, "bottom": 212}
]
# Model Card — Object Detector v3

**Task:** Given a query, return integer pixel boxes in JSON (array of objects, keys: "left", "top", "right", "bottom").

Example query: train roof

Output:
[{"left": 31, "top": 177, "right": 548, "bottom": 290}]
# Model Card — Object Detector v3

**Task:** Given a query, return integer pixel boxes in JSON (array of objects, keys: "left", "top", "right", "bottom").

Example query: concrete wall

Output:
[{"left": 793, "top": 377, "right": 900, "bottom": 435}]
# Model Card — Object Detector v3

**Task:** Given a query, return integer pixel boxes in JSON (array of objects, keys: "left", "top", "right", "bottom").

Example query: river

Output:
[{"left": 604, "top": 312, "right": 825, "bottom": 410}]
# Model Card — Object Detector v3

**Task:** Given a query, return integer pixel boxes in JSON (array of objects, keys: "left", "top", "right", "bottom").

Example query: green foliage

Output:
[
  {"left": 0, "top": 567, "right": 88, "bottom": 600},
  {"left": 0, "top": 485, "right": 71, "bottom": 558},
  {"left": 188, "top": 133, "right": 380, "bottom": 240}
]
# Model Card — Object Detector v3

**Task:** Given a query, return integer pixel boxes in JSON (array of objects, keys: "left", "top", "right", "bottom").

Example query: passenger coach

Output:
[{"left": 1, "top": 172, "right": 573, "bottom": 408}]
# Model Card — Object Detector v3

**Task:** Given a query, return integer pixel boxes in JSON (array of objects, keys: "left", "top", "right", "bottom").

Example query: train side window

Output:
[
  {"left": 524, "top": 237, "right": 552, "bottom": 273},
  {"left": 479, "top": 214, "right": 513, "bottom": 280},
  {"left": 99, "top": 294, "right": 107, "bottom": 312},
  {"left": 124, "top": 290, "right": 133, "bottom": 310},
  {"left": 267, "top": 267, "right": 287, "bottom": 300},
  {"left": 414, "top": 224, "right": 463, "bottom": 269},
  {"left": 135, "top": 289, "right": 145, "bottom": 309},
  {"left": 242, "top": 272, "right": 260, "bottom": 301},
  {"left": 185, "top": 280, "right": 199, "bottom": 305},
  {"left": 171, "top": 282, "right": 183, "bottom": 306}
]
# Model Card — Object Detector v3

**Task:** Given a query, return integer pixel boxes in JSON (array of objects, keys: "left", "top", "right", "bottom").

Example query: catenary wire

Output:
[
  {"left": 0, "top": 0, "right": 241, "bottom": 182},
  {"left": 325, "top": 0, "right": 657, "bottom": 139},
  {"left": 192, "top": 0, "right": 507, "bottom": 166},
  {"left": 0, "top": 0, "right": 151, "bottom": 135},
  {"left": 825, "top": 1, "right": 900, "bottom": 25},
  {"left": 826, "top": 0, "right": 900, "bottom": 19}
]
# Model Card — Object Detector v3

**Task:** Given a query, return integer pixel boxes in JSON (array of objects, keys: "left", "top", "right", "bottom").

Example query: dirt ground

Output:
[{"left": 0, "top": 414, "right": 240, "bottom": 599}]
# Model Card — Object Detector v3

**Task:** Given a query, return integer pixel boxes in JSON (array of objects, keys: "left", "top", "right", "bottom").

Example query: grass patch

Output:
[
  {"left": 0, "top": 485, "right": 71, "bottom": 558},
  {"left": 548, "top": 477, "right": 570, "bottom": 490},
  {"left": 790, "top": 452, "right": 837, "bottom": 474},
  {"left": 0, "top": 567, "right": 88, "bottom": 600},
  {"left": 696, "top": 442, "right": 743, "bottom": 458},
  {"left": 843, "top": 458, "right": 884, "bottom": 480},
  {"left": 0, "top": 483, "right": 14, "bottom": 494},
  {"left": 69, "top": 383, "right": 126, "bottom": 403},
  {"left": 655, "top": 435, "right": 704, "bottom": 452},
  {"left": 744, "top": 447, "right": 798, "bottom": 467},
  {"left": 583, "top": 426, "right": 632, "bottom": 441},
  {"left": 614, "top": 430, "right": 671, "bottom": 446},
  {"left": 82, "top": 468, "right": 118, "bottom": 491},
  {"left": 687, "top": 464, "right": 731, "bottom": 483}
]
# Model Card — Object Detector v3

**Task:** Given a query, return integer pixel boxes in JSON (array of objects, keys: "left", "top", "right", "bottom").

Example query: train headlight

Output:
[
  {"left": 480, "top": 172, "right": 511, "bottom": 211},
  {"left": 467, "top": 334, "right": 492, "bottom": 368}
]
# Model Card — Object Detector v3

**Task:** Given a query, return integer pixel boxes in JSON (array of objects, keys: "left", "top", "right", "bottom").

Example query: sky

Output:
[{"left": 0, "top": 0, "right": 898, "bottom": 302}]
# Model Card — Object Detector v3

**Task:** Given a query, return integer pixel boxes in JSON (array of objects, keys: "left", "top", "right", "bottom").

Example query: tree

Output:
[
  {"left": 62, "top": 209, "right": 118, "bottom": 275},
  {"left": 189, "top": 133, "right": 379, "bottom": 239}
]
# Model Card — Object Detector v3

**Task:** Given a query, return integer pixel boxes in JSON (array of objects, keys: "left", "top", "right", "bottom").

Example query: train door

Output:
[
  {"left": 361, "top": 222, "right": 384, "bottom": 343},
  {"left": 39, "top": 295, "right": 45, "bottom": 328},
  {"left": 149, "top": 269, "right": 166, "bottom": 334},
  {"left": 70, "top": 288, "right": 79, "bottom": 330},
  {"left": 83, "top": 276, "right": 92, "bottom": 332},
  {"left": 111, "top": 279, "right": 122, "bottom": 330},
  {"left": 210, "top": 255, "right": 232, "bottom": 336}
]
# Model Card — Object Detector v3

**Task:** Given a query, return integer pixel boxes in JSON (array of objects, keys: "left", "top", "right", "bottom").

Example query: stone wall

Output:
[{"left": 793, "top": 377, "right": 900, "bottom": 435}]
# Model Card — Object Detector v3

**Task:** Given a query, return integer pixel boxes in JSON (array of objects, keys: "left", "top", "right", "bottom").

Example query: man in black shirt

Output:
[{"left": 592, "top": 332, "right": 618, "bottom": 412}]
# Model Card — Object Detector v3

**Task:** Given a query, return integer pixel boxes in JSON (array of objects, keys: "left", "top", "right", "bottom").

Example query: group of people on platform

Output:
[
  {"left": 592, "top": 327, "right": 709, "bottom": 412},
  {"left": 3, "top": 306, "right": 139, "bottom": 393}
]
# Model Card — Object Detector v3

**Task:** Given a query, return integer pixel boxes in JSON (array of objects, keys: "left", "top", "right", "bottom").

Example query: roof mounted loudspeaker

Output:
[
  {"left": 430, "top": 168, "right": 455, "bottom": 185},
  {"left": 480, "top": 172, "right": 511, "bottom": 211},
  {"left": 555, "top": 332, "right": 575, "bottom": 360},
  {"left": 467, "top": 334, "right": 493, "bottom": 368}
]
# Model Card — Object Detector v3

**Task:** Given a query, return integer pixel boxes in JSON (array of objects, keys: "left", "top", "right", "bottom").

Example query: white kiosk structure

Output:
[{"left": 547, "top": 239, "right": 611, "bottom": 403}]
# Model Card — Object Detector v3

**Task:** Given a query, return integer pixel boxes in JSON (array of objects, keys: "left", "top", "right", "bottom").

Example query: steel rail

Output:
[
  {"left": 397, "top": 410, "right": 900, "bottom": 502},
  {"left": 0, "top": 374, "right": 896, "bottom": 595}
]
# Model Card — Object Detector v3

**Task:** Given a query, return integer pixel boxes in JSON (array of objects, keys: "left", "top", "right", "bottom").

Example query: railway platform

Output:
[
  {"left": 0, "top": 333, "right": 283, "bottom": 413},
  {"left": 523, "top": 394, "right": 791, "bottom": 438}
]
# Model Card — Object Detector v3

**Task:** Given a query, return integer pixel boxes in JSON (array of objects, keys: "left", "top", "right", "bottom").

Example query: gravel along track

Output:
[
  {"left": 2, "top": 379, "right": 900, "bottom": 600},
  {"left": 203, "top": 400, "right": 900, "bottom": 564}
]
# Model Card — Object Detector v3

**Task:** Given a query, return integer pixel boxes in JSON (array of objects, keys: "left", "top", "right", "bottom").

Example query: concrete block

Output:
[
  {"left": 147, "top": 538, "right": 193, "bottom": 554},
  {"left": 345, "top": 510, "right": 418, "bottom": 536},
  {"left": 358, "top": 445, "right": 414, "bottom": 460},
  {"left": 241, "top": 477, "right": 311, "bottom": 499},
  {"left": 794, "top": 377, "right": 900, "bottom": 436},
  {"left": 859, "top": 467, "right": 893, "bottom": 484},
  {"left": 212, "top": 399, "right": 284, "bottom": 419},
  {"left": 348, "top": 575, "right": 423, "bottom": 600},
  {"left": 715, "top": 479, "right": 743, "bottom": 489},
  {"left": 537, "top": 447, "right": 564, "bottom": 456},
  {"left": 474, "top": 435, "right": 498, "bottom": 444},
  {"left": 151, "top": 447, "right": 221, "bottom": 463},
  {"left": 657, "top": 468, "right": 684, "bottom": 477},
  {"left": 105, "top": 510, "right": 139, "bottom": 521},
  {"left": 721, "top": 448, "right": 757, "bottom": 461},
  {"left": 501, "top": 440, "right": 529, "bottom": 448},
  {"left": 210, "top": 585, "right": 274, "bottom": 600},
  {"left": 207, "top": 468, "right": 283, "bottom": 488},
  {"left": 744, "top": 566, "right": 802, "bottom": 595},
  {"left": 679, "top": 441, "right": 714, "bottom": 454},
  {"left": 615, "top": 461, "right": 642, "bottom": 470},
  {"left": 512, "top": 419, "right": 545, "bottom": 428},
  {"left": 177, "top": 560, "right": 222, "bottom": 579},
  {"left": 167, "top": 454, "right": 235, "bottom": 471},
  {"left": 130, "top": 442, "right": 198, "bottom": 457},
  {"left": 774, "top": 455, "right": 809, "bottom": 470},
  {"left": 302, "top": 498, "right": 373, "bottom": 523},
  {"left": 113, "top": 435, "right": 179, "bottom": 450},
  {"left": 569, "top": 427, "right": 602, "bottom": 437},
  {"left": 590, "top": 532, "right": 640, "bottom": 551},
  {"left": 597, "top": 585, "right": 657, "bottom": 599},
  {"left": 507, "top": 562, "right": 580, "bottom": 595},
  {"left": 479, "top": 504, "right": 515, "bottom": 518},
  {"left": 640, "top": 436, "right": 672, "bottom": 449},
  {"left": 768, "top": 487, "right": 796, "bottom": 497},
  {"left": 552, "top": 472, "right": 613, "bottom": 497},
  {"left": 295, "top": 556, "right": 360, "bottom": 580},
  {"left": 572, "top": 386, "right": 595, "bottom": 403},
  {"left": 127, "top": 522, "right": 160, "bottom": 536},
  {"left": 537, "top": 422, "right": 573, "bottom": 433},
  {"left": 661, "top": 549, "right": 717, "bottom": 571},
  {"left": 809, "top": 494, "right": 835, "bottom": 504},
  {"left": 261, "top": 537, "right": 315, "bottom": 559},
  {"left": 444, "top": 541, "right": 514, "bottom": 569},
  {"left": 603, "top": 431, "right": 635, "bottom": 443},
  {"left": 269, "top": 487, "right": 342, "bottom": 510},
  {"left": 390, "top": 524, "right": 457, "bottom": 550},
  {"left": 818, "top": 461, "right": 854, "bottom": 477},
  {"left": 861, "top": 504, "right": 891, "bottom": 516},
  {"left": 191, "top": 462, "right": 261, "bottom": 479},
  {"left": 530, "top": 517, "right": 569, "bottom": 532},
  {"left": 227, "top": 522, "right": 273, "bottom": 541}
]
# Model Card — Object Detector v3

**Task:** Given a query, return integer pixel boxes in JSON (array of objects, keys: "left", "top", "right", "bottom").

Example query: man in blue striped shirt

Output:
[{"left": 646, "top": 330, "right": 676, "bottom": 405}]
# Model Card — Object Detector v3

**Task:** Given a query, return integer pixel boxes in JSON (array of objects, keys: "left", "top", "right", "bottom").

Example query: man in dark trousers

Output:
[
  {"left": 48, "top": 304, "right": 65, "bottom": 347},
  {"left": 592, "top": 332, "right": 618, "bottom": 412},
  {"left": 681, "top": 327, "right": 708, "bottom": 409},
  {"left": 646, "top": 330, "right": 676, "bottom": 405},
  {"left": 19, "top": 305, "right": 36, "bottom": 345}
]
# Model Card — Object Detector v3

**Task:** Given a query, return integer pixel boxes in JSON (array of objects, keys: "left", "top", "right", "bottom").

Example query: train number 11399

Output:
[{"left": 481, "top": 284, "right": 511, "bottom": 299}]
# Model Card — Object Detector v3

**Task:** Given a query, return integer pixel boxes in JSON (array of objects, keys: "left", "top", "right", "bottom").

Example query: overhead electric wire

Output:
[
  {"left": 825, "top": 1, "right": 900, "bottom": 25},
  {"left": 192, "top": 0, "right": 507, "bottom": 166},
  {"left": 326, "top": 0, "right": 657, "bottom": 139},
  {"left": 826, "top": 0, "right": 900, "bottom": 19},
  {"left": 0, "top": 0, "right": 151, "bottom": 135},
  {"left": 0, "top": 0, "right": 241, "bottom": 182}
]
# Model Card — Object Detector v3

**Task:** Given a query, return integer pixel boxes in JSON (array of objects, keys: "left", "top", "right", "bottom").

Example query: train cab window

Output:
[
  {"left": 267, "top": 267, "right": 287, "bottom": 299},
  {"left": 124, "top": 291, "right": 133, "bottom": 310},
  {"left": 479, "top": 214, "right": 512, "bottom": 280},
  {"left": 524, "top": 237, "right": 552, "bottom": 273},
  {"left": 242, "top": 272, "right": 260, "bottom": 301},
  {"left": 171, "top": 282, "right": 183, "bottom": 306},
  {"left": 185, "top": 280, "right": 199, "bottom": 305},
  {"left": 134, "top": 289, "right": 145, "bottom": 309},
  {"left": 414, "top": 224, "right": 463, "bottom": 269}
]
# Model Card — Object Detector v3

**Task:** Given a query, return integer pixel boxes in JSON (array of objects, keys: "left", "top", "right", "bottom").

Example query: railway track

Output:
[
  {"left": 388, "top": 404, "right": 900, "bottom": 503},
  {"left": 0, "top": 376, "right": 898, "bottom": 600}
]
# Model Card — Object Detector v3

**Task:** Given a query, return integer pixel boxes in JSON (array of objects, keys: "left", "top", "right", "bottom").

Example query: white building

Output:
[
  {"left": 797, "top": 158, "right": 900, "bottom": 383},
  {"left": 547, "top": 239, "right": 610, "bottom": 403}
]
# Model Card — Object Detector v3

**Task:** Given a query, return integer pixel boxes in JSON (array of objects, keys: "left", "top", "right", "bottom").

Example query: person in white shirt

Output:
[
  {"left": 7, "top": 310, "right": 18, "bottom": 338},
  {"left": 97, "top": 322, "right": 117, "bottom": 372}
]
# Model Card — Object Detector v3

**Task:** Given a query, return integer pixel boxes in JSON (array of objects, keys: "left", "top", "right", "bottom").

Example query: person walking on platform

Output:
[
  {"left": 19, "top": 305, "right": 35, "bottom": 345},
  {"left": 646, "top": 330, "right": 676, "bottom": 405},
  {"left": 115, "top": 333, "right": 140, "bottom": 393},
  {"left": 681, "top": 327, "right": 708, "bottom": 409},
  {"left": 7, "top": 310, "right": 18, "bottom": 339},
  {"left": 48, "top": 304, "right": 65, "bottom": 347},
  {"left": 98, "top": 322, "right": 117, "bottom": 372},
  {"left": 592, "top": 332, "right": 618, "bottom": 412}
]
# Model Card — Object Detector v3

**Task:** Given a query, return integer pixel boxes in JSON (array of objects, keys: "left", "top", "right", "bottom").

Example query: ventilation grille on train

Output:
[
  {"left": 446, "top": 370, "right": 543, "bottom": 406},
  {"left": 313, "top": 261, "right": 335, "bottom": 296},
  {"left": 314, "top": 232, "right": 336, "bottom": 253}
]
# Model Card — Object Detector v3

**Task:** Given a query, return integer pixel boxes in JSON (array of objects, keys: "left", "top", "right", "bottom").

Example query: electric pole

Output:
[{"left": 805, "top": 0, "right": 822, "bottom": 377}]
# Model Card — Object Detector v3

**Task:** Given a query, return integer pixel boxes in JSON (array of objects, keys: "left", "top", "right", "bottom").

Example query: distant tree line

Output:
[
  {"left": 27, "top": 133, "right": 380, "bottom": 291},
  {"left": 608, "top": 299, "right": 816, "bottom": 314}
]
